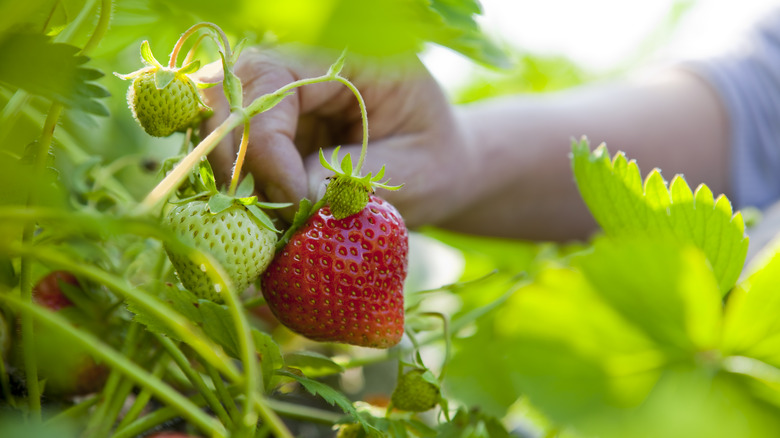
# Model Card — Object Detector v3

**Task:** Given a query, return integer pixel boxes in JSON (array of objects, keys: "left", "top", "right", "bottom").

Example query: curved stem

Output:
[
  {"left": 333, "top": 76, "right": 369, "bottom": 173},
  {"left": 80, "top": 0, "right": 113, "bottom": 56},
  {"left": 168, "top": 22, "right": 231, "bottom": 69},
  {"left": 183, "top": 33, "right": 211, "bottom": 66},
  {"left": 419, "top": 312, "right": 451, "bottom": 381},
  {"left": 228, "top": 120, "right": 251, "bottom": 196}
]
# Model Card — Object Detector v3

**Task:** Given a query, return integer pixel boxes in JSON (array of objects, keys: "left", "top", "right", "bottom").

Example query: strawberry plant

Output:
[{"left": 4, "top": 2, "right": 780, "bottom": 438}]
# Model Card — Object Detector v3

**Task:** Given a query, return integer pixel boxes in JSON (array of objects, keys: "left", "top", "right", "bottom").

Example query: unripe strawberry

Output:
[
  {"left": 164, "top": 200, "right": 277, "bottom": 302},
  {"left": 391, "top": 368, "right": 440, "bottom": 412},
  {"left": 335, "top": 423, "right": 365, "bottom": 438},
  {"left": 128, "top": 70, "right": 202, "bottom": 137},
  {"left": 261, "top": 195, "right": 407, "bottom": 348}
]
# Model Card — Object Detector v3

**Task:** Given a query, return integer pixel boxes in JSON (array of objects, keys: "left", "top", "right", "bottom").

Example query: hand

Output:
[{"left": 200, "top": 45, "right": 474, "bottom": 227}]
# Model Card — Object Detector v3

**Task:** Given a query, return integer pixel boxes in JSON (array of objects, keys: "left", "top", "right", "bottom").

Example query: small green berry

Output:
[
  {"left": 391, "top": 368, "right": 440, "bottom": 412},
  {"left": 128, "top": 70, "right": 202, "bottom": 137}
]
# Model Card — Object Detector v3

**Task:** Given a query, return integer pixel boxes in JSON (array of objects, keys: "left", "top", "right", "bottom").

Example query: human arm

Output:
[{"left": 201, "top": 49, "right": 729, "bottom": 241}]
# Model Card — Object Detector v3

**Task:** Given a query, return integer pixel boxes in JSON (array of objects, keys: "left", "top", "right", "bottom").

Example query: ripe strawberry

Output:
[
  {"left": 14, "top": 271, "right": 109, "bottom": 397},
  {"left": 261, "top": 194, "right": 408, "bottom": 348},
  {"left": 390, "top": 368, "right": 440, "bottom": 412},
  {"left": 163, "top": 200, "right": 277, "bottom": 302},
  {"left": 115, "top": 41, "right": 206, "bottom": 137}
]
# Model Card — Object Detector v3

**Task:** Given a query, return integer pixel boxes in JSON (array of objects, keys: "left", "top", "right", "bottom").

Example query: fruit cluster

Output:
[{"left": 116, "top": 42, "right": 410, "bottom": 349}]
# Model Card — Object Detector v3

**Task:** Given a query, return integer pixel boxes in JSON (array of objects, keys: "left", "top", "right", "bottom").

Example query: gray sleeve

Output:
[{"left": 683, "top": 8, "right": 780, "bottom": 210}]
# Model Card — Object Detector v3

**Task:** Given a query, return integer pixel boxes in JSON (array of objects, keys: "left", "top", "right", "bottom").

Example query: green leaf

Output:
[
  {"left": 577, "top": 237, "right": 723, "bottom": 353},
  {"left": 0, "top": 32, "right": 110, "bottom": 115},
  {"left": 235, "top": 173, "right": 255, "bottom": 198},
  {"left": 207, "top": 193, "right": 234, "bottom": 214},
  {"left": 255, "top": 201, "right": 293, "bottom": 209},
  {"left": 571, "top": 138, "right": 748, "bottom": 294},
  {"left": 140, "top": 40, "right": 162, "bottom": 67},
  {"left": 198, "top": 159, "right": 218, "bottom": 193},
  {"left": 198, "top": 300, "right": 240, "bottom": 358},
  {"left": 488, "top": 266, "right": 662, "bottom": 421},
  {"left": 284, "top": 351, "right": 345, "bottom": 377},
  {"left": 246, "top": 204, "right": 280, "bottom": 233},
  {"left": 340, "top": 153, "right": 353, "bottom": 175},
  {"left": 231, "top": 38, "right": 248, "bottom": 64},
  {"left": 126, "top": 284, "right": 201, "bottom": 341},
  {"left": 252, "top": 329, "right": 284, "bottom": 391},
  {"left": 178, "top": 59, "right": 201, "bottom": 75},
  {"left": 246, "top": 90, "right": 295, "bottom": 117},
  {"left": 722, "top": 252, "right": 780, "bottom": 368},
  {"left": 327, "top": 49, "right": 348, "bottom": 77},
  {"left": 154, "top": 68, "right": 176, "bottom": 89},
  {"left": 219, "top": 51, "right": 243, "bottom": 111},
  {"left": 276, "top": 369, "right": 371, "bottom": 430}
]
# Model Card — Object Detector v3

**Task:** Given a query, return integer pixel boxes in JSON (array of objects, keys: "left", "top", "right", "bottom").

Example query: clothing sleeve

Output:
[{"left": 682, "top": 8, "right": 780, "bottom": 210}]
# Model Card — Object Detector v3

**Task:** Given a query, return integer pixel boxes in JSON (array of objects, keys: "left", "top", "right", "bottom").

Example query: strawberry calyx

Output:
[
  {"left": 172, "top": 159, "right": 290, "bottom": 233},
  {"left": 114, "top": 41, "right": 211, "bottom": 109},
  {"left": 319, "top": 146, "right": 400, "bottom": 219}
]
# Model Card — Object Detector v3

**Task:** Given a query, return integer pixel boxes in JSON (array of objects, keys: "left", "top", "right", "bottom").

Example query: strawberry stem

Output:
[
  {"left": 228, "top": 120, "right": 251, "bottom": 196},
  {"left": 332, "top": 75, "right": 369, "bottom": 174},
  {"left": 168, "top": 22, "right": 231, "bottom": 69},
  {"left": 156, "top": 334, "right": 235, "bottom": 428}
]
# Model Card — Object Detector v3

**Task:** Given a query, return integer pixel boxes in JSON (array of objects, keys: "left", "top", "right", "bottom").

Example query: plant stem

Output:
[
  {"left": 157, "top": 334, "right": 234, "bottom": 428},
  {"left": 46, "top": 395, "right": 99, "bottom": 427},
  {"left": 139, "top": 112, "right": 244, "bottom": 214},
  {"left": 80, "top": 0, "right": 113, "bottom": 56},
  {"left": 0, "top": 293, "right": 226, "bottom": 438},
  {"left": 111, "top": 396, "right": 210, "bottom": 438},
  {"left": 20, "top": 102, "right": 63, "bottom": 419},
  {"left": 84, "top": 322, "right": 142, "bottom": 437},
  {"left": 115, "top": 355, "right": 169, "bottom": 430},
  {"left": 168, "top": 22, "right": 231, "bottom": 69},
  {"left": 332, "top": 76, "right": 369, "bottom": 173},
  {"left": 6, "top": 242, "right": 243, "bottom": 383},
  {"left": 263, "top": 398, "right": 343, "bottom": 425},
  {"left": 204, "top": 361, "right": 240, "bottom": 426},
  {"left": 228, "top": 120, "right": 251, "bottom": 196}
]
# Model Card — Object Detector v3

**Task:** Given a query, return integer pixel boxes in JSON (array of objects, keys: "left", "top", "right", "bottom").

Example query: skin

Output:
[{"left": 201, "top": 46, "right": 729, "bottom": 241}]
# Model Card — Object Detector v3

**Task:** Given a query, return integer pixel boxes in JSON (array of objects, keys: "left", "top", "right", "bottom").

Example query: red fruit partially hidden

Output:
[
  {"left": 261, "top": 196, "right": 408, "bottom": 348},
  {"left": 32, "top": 270, "right": 77, "bottom": 311},
  {"left": 24, "top": 271, "right": 109, "bottom": 397}
]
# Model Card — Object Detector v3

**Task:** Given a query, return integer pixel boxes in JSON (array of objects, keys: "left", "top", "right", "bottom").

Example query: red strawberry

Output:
[
  {"left": 14, "top": 271, "right": 110, "bottom": 397},
  {"left": 261, "top": 195, "right": 408, "bottom": 348}
]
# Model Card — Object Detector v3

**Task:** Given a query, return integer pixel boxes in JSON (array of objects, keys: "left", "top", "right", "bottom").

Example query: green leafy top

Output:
[
  {"left": 571, "top": 137, "right": 749, "bottom": 294},
  {"left": 319, "top": 146, "right": 401, "bottom": 219},
  {"left": 113, "top": 41, "right": 211, "bottom": 108},
  {"left": 172, "top": 159, "right": 290, "bottom": 233}
]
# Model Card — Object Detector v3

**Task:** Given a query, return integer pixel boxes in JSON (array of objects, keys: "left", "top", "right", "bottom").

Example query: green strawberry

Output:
[
  {"left": 335, "top": 423, "right": 365, "bottom": 438},
  {"left": 116, "top": 41, "right": 207, "bottom": 137},
  {"left": 390, "top": 368, "right": 440, "bottom": 412},
  {"left": 128, "top": 71, "right": 202, "bottom": 137},
  {"left": 163, "top": 200, "right": 277, "bottom": 302}
]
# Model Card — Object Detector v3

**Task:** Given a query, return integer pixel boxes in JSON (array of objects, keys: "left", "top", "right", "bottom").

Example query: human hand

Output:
[{"left": 200, "top": 45, "right": 475, "bottom": 228}]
